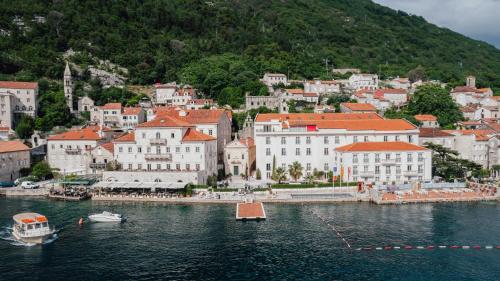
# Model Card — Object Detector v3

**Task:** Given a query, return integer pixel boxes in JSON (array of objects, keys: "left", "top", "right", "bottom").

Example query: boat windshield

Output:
[
  {"left": 27, "top": 224, "right": 34, "bottom": 230},
  {"left": 42, "top": 222, "right": 48, "bottom": 228},
  {"left": 35, "top": 223, "right": 41, "bottom": 229}
]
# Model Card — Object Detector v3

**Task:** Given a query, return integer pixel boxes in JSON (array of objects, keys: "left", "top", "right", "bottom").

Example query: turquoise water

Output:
[{"left": 0, "top": 198, "right": 499, "bottom": 280}]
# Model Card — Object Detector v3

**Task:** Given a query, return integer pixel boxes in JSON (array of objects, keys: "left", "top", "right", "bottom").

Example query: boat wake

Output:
[{"left": 0, "top": 226, "right": 59, "bottom": 247}]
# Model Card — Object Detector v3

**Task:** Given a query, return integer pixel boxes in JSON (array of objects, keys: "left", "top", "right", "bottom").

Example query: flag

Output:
[{"left": 340, "top": 166, "right": 344, "bottom": 178}]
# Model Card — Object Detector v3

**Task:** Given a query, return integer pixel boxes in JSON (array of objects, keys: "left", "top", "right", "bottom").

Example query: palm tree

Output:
[
  {"left": 304, "top": 173, "right": 315, "bottom": 184},
  {"left": 288, "top": 161, "right": 303, "bottom": 182},
  {"left": 272, "top": 167, "right": 287, "bottom": 183}
]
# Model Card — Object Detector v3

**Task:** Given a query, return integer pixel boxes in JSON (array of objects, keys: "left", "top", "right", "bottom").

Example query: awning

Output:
[{"left": 91, "top": 181, "right": 186, "bottom": 190}]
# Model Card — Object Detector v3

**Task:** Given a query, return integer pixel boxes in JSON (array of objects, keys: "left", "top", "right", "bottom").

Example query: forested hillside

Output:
[{"left": 2, "top": 0, "right": 500, "bottom": 99}]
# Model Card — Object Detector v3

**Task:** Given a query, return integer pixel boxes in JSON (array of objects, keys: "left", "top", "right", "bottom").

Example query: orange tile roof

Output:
[
  {"left": 239, "top": 137, "right": 255, "bottom": 147},
  {"left": 286, "top": 89, "right": 304, "bottom": 94},
  {"left": 414, "top": 114, "right": 437, "bottom": 121},
  {"left": 182, "top": 128, "right": 216, "bottom": 142},
  {"left": 255, "top": 112, "right": 382, "bottom": 122},
  {"left": 288, "top": 119, "right": 417, "bottom": 131},
  {"left": 0, "top": 127, "right": 10, "bottom": 131},
  {"left": 114, "top": 132, "right": 135, "bottom": 142},
  {"left": 47, "top": 127, "right": 102, "bottom": 141},
  {"left": 138, "top": 115, "right": 192, "bottom": 128},
  {"left": 0, "top": 140, "right": 30, "bottom": 153},
  {"left": 444, "top": 129, "right": 495, "bottom": 141},
  {"left": 0, "top": 81, "right": 38, "bottom": 89},
  {"left": 336, "top": 142, "right": 427, "bottom": 152},
  {"left": 155, "top": 108, "right": 228, "bottom": 124},
  {"left": 122, "top": 107, "right": 142, "bottom": 115},
  {"left": 419, "top": 128, "right": 453, "bottom": 138},
  {"left": 99, "top": 142, "right": 114, "bottom": 153},
  {"left": 101, "top": 103, "right": 122, "bottom": 110},
  {"left": 341, "top": 103, "right": 377, "bottom": 111}
]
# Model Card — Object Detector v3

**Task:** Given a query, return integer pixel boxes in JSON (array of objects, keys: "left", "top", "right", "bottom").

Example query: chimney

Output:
[{"left": 178, "top": 110, "right": 187, "bottom": 117}]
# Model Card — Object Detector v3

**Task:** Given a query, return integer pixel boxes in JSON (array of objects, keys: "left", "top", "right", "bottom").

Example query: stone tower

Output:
[
  {"left": 240, "top": 114, "right": 254, "bottom": 139},
  {"left": 64, "top": 62, "right": 74, "bottom": 113},
  {"left": 466, "top": 75, "right": 476, "bottom": 89}
]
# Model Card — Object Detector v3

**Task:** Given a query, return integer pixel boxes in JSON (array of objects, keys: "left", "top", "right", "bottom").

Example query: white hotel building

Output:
[
  {"left": 111, "top": 115, "right": 217, "bottom": 184},
  {"left": 254, "top": 113, "right": 427, "bottom": 183},
  {"left": 334, "top": 142, "right": 432, "bottom": 184}
]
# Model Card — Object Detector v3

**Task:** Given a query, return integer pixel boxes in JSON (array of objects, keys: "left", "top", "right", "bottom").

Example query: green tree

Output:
[
  {"left": 31, "top": 161, "right": 53, "bottom": 180},
  {"left": 288, "top": 161, "right": 304, "bottom": 182},
  {"left": 304, "top": 174, "right": 315, "bottom": 184},
  {"left": 424, "top": 142, "right": 482, "bottom": 181},
  {"left": 271, "top": 167, "right": 287, "bottom": 183},
  {"left": 407, "top": 66, "right": 427, "bottom": 83},
  {"left": 15, "top": 115, "right": 34, "bottom": 139}
]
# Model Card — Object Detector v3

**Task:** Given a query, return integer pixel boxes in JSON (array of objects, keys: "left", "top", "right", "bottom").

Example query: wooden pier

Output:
[{"left": 236, "top": 202, "right": 266, "bottom": 221}]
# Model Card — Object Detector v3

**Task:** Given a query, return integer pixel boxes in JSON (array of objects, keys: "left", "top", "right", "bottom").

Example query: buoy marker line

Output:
[
  {"left": 355, "top": 245, "right": 500, "bottom": 251},
  {"left": 303, "top": 205, "right": 352, "bottom": 249}
]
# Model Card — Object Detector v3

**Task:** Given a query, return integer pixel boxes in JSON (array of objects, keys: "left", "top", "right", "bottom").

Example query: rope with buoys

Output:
[{"left": 303, "top": 204, "right": 352, "bottom": 249}]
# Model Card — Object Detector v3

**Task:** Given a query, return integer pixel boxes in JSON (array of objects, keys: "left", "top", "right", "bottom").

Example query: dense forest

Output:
[{"left": 2, "top": 0, "right": 500, "bottom": 100}]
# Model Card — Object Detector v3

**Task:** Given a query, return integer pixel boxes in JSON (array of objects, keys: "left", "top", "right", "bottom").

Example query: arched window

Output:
[
  {"left": 22, "top": 106, "right": 26, "bottom": 111},
  {"left": 15, "top": 105, "right": 19, "bottom": 111},
  {"left": 154, "top": 178, "right": 162, "bottom": 182},
  {"left": 28, "top": 106, "right": 33, "bottom": 111}
]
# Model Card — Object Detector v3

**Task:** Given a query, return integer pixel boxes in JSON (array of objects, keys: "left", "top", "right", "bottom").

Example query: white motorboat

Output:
[
  {"left": 12, "top": 213, "right": 55, "bottom": 244},
  {"left": 88, "top": 211, "right": 125, "bottom": 223}
]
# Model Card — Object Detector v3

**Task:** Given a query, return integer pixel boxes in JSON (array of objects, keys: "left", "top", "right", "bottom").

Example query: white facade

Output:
[
  {"left": 154, "top": 82, "right": 196, "bottom": 106},
  {"left": 260, "top": 73, "right": 288, "bottom": 90},
  {"left": 47, "top": 133, "right": 101, "bottom": 175},
  {"left": 387, "top": 77, "right": 411, "bottom": 90},
  {"left": 334, "top": 142, "right": 432, "bottom": 184},
  {"left": 0, "top": 81, "right": 38, "bottom": 129},
  {"left": 113, "top": 119, "right": 217, "bottom": 183},
  {"left": 224, "top": 136, "right": 256, "bottom": 177},
  {"left": 303, "top": 80, "right": 340, "bottom": 95},
  {"left": 90, "top": 103, "right": 145, "bottom": 129},
  {"left": 254, "top": 113, "right": 420, "bottom": 181},
  {"left": 348, "top": 74, "right": 379, "bottom": 90}
]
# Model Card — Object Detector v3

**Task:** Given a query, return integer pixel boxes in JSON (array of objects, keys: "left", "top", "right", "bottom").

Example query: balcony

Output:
[
  {"left": 403, "top": 170, "right": 419, "bottom": 176},
  {"left": 65, "top": 148, "right": 82, "bottom": 154},
  {"left": 150, "top": 138, "right": 167, "bottom": 145},
  {"left": 144, "top": 153, "right": 172, "bottom": 161},
  {"left": 359, "top": 171, "right": 375, "bottom": 177},
  {"left": 381, "top": 158, "right": 397, "bottom": 165},
  {"left": 90, "top": 163, "right": 106, "bottom": 169}
]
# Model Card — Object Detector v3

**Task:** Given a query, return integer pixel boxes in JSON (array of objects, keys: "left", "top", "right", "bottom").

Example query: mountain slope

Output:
[{"left": 1, "top": 0, "right": 500, "bottom": 94}]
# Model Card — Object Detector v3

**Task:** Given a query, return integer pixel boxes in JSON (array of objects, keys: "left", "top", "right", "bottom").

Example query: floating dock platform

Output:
[{"left": 236, "top": 202, "right": 266, "bottom": 221}]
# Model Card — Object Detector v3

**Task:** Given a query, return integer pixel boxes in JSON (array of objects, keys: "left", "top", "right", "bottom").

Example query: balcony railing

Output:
[
  {"left": 403, "top": 170, "right": 419, "bottom": 176},
  {"left": 359, "top": 171, "right": 375, "bottom": 177},
  {"left": 144, "top": 153, "right": 172, "bottom": 161},
  {"left": 90, "top": 163, "right": 106, "bottom": 169},
  {"left": 150, "top": 139, "right": 167, "bottom": 145},
  {"left": 65, "top": 148, "right": 82, "bottom": 154},
  {"left": 381, "top": 158, "right": 397, "bottom": 165}
]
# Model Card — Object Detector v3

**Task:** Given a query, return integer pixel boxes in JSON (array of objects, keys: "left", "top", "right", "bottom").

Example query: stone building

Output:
[{"left": 0, "top": 140, "right": 30, "bottom": 182}]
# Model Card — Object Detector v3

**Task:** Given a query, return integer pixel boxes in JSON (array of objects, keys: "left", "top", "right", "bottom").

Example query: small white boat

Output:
[
  {"left": 88, "top": 211, "right": 125, "bottom": 223},
  {"left": 12, "top": 213, "right": 55, "bottom": 244}
]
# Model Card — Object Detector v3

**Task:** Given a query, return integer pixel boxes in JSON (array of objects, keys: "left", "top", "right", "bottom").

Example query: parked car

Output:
[
  {"left": 0, "top": 181, "right": 15, "bottom": 188},
  {"left": 14, "top": 176, "right": 39, "bottom": 186},
  {"left": 21, "top": 181, "right": 40, "bottom": 189}
]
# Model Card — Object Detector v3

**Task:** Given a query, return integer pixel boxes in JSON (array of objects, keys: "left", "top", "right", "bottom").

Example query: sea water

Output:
[{"left": 0, "top": 198, "right": 499, "bottom": 280}]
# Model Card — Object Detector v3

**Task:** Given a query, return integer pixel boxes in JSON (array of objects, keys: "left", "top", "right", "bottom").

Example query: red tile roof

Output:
[
  {"left": 114, "top": 132, "right": 135, "bottom": 142},
  {"left": 451, "top": 86, "right": 488, "bottom": 94},
  {"left": 341, "top": 103, "right": 377, "bottom": 111},
  {"left": 182, "top": 128, "right": 216, "bottom": 142},
  {"left": 414, "top": 114, "right": 437, "bottom": 122},
  {"left": 138, "top": 115, "right": 191, "bottom": 128},
  {"left": 444, "top": 129, "right": 495, "bottom": 141},
  {"left": 101, "top": 103, "right": 122, "bottom": 110},
  {"left": 255, "top": 113, "right": 382, "bottom": 122},
  {"left": 48, "top": 127, "right": 102, "bottom": 141},
  {"left": 0, "top": 81, "right": 38, "bottom": 89},
  {"left": 303, "top": 92, "right": 319, "bottom": 97},
  {"left": 0, "top": 140, "right": 30, "bottom": 153},
  {"left": 239, "top": 137, "right": 255, "bottom": 147},
  {"left": 122, "top": 107, "right": 142, "bottom": 115},
  {"left": 336, "top": 142, "right": 427, "bottom": 152},
  {"left": 99, "top": 142, "right": 114, "bottom": 154},
  {"left": 288, "top": 119, "right": 417, "bottom": 131},
  {"left": 0, "top": 127, "right": 10, "bottom": 131},
  {"left": 286, "top": 89, "right": 304, "bottom": 94},
  {"left": 155, "top": 108, "right": 229, "bottom": 124},
  {"left": 419, "top": 128, "right": 453, "bottom": 138}
]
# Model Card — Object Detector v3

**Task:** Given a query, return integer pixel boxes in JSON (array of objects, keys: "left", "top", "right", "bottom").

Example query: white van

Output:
[{"left": 21, "top": 181, "right": 40, "bottom": 189}]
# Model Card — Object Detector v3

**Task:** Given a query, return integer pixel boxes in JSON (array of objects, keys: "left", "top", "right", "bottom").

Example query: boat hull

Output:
[
  {"left": 88, "top": 216, "right": 124, "bottom": 223},
  {"left": 12, "top": 230, "right": 54, "bottom": 244}
]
